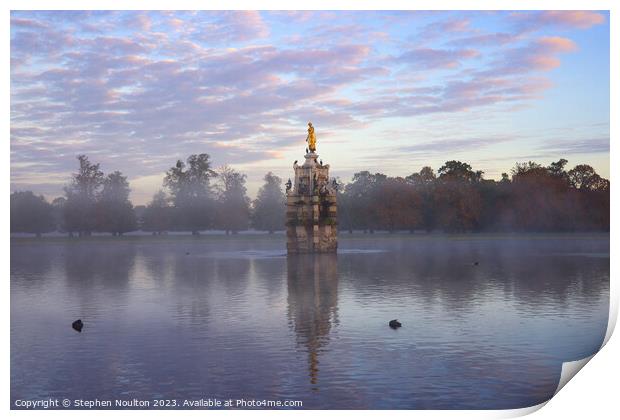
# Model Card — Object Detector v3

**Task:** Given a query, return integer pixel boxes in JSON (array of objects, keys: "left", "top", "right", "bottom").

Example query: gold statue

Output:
[{"left": 306, "top": 122, "right": 316, "bottom": 152}]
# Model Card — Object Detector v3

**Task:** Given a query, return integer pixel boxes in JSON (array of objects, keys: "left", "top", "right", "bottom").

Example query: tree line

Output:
[
  {"left": 10, "top": 155, "right": 609, "bottom": 236},
  {"left": 338, "top": 159, "right": 609, "bottom": 233},
  {"left": 10, "top": 154, "right": 285, "bottom": 236}
]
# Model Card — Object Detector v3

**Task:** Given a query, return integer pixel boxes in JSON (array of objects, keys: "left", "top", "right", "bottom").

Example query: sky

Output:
[{"left": 10, "top": 10, "right": 610, "bottom": 205}]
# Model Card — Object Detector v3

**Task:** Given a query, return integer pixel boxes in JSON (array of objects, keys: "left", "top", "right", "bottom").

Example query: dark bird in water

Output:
[
  {"left": 389, "top": 319, "right": 402, "bottom": 329},
  {"left": 186, "top": 252, "right": 190, "bottom": 255},
  {"left": 473, "top": 261, "right": 479, "bottom": 266},
  {"left": 72, "top": 319, "right": 83, "bottom": 332}
]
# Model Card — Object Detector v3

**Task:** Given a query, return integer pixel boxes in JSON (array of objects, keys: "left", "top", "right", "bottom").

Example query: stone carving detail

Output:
[{"left": 331, "top": 178, "right": 339, "bottom": 192}]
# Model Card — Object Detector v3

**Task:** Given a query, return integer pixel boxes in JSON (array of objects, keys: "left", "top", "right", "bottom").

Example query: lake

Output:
[{"left": 10, "top": 233, "right": 609, "bottom": 409}]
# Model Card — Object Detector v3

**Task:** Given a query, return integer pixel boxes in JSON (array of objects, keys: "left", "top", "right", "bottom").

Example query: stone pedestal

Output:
[{"left": 286, "top": 152, "right": 338, "bottom": 254}]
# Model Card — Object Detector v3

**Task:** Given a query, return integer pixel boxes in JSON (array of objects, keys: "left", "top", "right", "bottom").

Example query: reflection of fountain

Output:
[{"left": 286, "top": 254, "right": 339, "bottom": 388}]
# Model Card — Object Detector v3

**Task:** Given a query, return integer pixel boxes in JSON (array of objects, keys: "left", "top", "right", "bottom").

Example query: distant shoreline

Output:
[{"left": 10, "top": 231, "right": 610, "bottom": 243}]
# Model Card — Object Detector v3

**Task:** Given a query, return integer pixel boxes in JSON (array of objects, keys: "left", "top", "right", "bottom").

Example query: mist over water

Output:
[{"left": 11, "top": 234, "right": 609, "bottom": 409}]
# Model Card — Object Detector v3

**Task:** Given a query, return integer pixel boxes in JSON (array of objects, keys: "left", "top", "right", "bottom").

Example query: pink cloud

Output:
[
  {"left": 398, "top": 48, "right": 479, "bottom": 69},
  {"left": 536, "top": 36, "right": 578, "bottom": 53},
  {"left": 133, "top": 13, "right": 152, "bottom": 31},
  {"left": 270, "top": 11, "right": 314, "bottom": 23},
  {"left": 11, "top": 26, "right": 74, "bottom": 56},
  {"left": 543, "top": 11, "right": 605, "bottom": 28},
  {"left": 168, "top": 17, "right": 185, "bottom": 28},
  {"left": 87, "top": 36, "right": 151, "bottom": 55},
  {"left": 443, "top": 19, "right": 471, "bottom": 32},
  {"left": 192, "top": 11, "right": 269, "bottom": 44},
  {"left": 477, "top": 36, "right": 578, "bottom": 76},
  {"left": 10, "top": 17, "right": 47, "bottom": 29},
  {"left": 417, "top": 17, "right": 474, "bottom": 43},
  {"left": 512, "top": 10, "right": 606, "bottom": 31},
  {"left": 523, "top": 37, "right": 577, "bottom": 70},
  {"left": 262, "top": 44, "right": 371, "bottom": 72},
  {"left": 448, "top": 32, "right": 519, "bottom": 47}
]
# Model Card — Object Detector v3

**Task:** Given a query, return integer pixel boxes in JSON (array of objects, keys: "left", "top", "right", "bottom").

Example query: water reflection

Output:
[
  {"left": 341, "top": 237, "right": 609, "bottom": 316},
  {"left": 286, "top": 255, "right": 339, "bottom": 388},
  {"left": 10, "top": 235, "right": 609, "bottom": 409}
]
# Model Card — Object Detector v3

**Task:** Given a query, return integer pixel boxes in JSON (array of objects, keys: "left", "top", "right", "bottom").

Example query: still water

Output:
[{"left": 11, "top": 234, "right": 609, "bottom": 409}]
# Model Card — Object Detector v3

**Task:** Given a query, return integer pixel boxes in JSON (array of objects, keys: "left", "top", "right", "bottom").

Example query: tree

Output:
[
  {"left": 143, "top": 190, "right": 173, "bottom": 234},
  {"left": 510, "top": 161, "right": 573, "bottom": 231},
  {"left": 568, "top": 164, "right": 607, "bottom": 191},
  {"left": 567, "top": 164, "right": 609, "bottom": 230},
  {"left": 337, "top": 179, "right": 354, "bottom": 233},
  {"left": 373, "top": 177, "right": 422, "bottom": 232},
  {"left": 63, "top": 155, "right": 105, "bottom": 236},
  {"left": 97, "top": 171, "right": 136, "bottom": 235},
  {"left": 51, "top": 197, "right": 67, "bottom": 232},
  {"left": 433, "top": 161, "right": 483, "bottom": 232},
  {"left": 215, "top": 166, "right": 250, "bottom": 234},
  {"left": 433, "top": 179, "right": 482, "bottom": 232},
  {"left": 511, "top": 161, "right": 544, "bottom": 177},
  {"left": 252, "top": 172, "right": 285, "bottom": 233},
  {"left": 342, "top": 171, "right": 387, "bottom": 233},
  {"left": 406, "top": 166, "right": 436, "bottom": 186},
  {"left": 406, "top": 166, "right": 437, "bottom": 231},
  {"left": 438, "top": 160, "right": 483, "bottom": 183},
  {"left": 10, "top": 191, "right": 55, "bottom": 236},
  {"left": 164, "top": 154, "right": 217, "bottom": 234},
  {"left": 548, "top": 158, "right": 569, "bottom": 180},
  {"left": 477, "top": 179, "right": 513, "bottom": 231},
  {"left": 133, "top": 205, "right": 146, "bottom": 224}
]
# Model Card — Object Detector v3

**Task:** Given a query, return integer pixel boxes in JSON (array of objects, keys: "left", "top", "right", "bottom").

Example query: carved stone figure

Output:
[
  {"left": 298, "top": 178, "right": 308, "bottom": 195},
  {"left": 306, "top": 122, "right": 316, "bottom": 152},
  {"left": 320, "top": 181, "right": 328, "bottom": 195}
]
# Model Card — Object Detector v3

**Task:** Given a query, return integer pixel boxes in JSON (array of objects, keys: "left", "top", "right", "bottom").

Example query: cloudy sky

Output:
[{"left": 10, "top": 10, "right": 609, "bottom": 204}]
